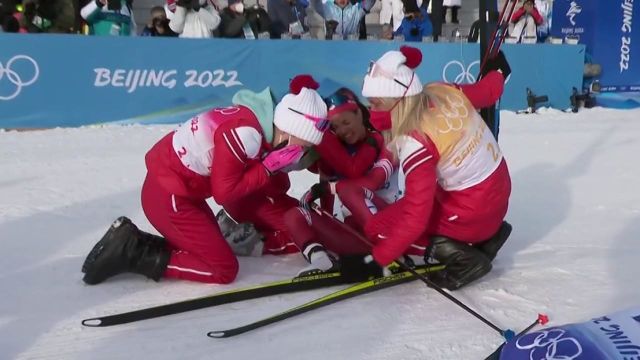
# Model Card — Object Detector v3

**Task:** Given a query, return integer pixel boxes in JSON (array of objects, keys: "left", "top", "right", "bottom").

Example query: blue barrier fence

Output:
[{"left": 0, "top": 34, "right": 585, "bottom": 128}]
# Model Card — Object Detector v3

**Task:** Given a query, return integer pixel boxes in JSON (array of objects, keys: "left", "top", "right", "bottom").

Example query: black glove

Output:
[
  {"left": 299, "top": 181, "right": 329, "bottom": 210},
  {"left": 339, "top": 254, "right": 385, "bottom": 283},
  {"left": 481, "top": 50, "right": 511, "bottom": 80}
]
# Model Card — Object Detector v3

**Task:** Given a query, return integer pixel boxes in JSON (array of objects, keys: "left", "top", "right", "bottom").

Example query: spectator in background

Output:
[
  {"left": 267, "top": 0, "right": 308, "bottom": 38},
  {"left": 166, "top": 0, "right": 221, "bottom": 38},
  {"left": 81, "top": 0, "right": 136, "bottom": 36},
  {"left": 141, "top": 5, "right": 177, "bottom": 36},
  {"left": 218, "top": 0, "right": 270, "bottom": 38},
  {"left": 510, "top": 0, "right": 543, "bottom": 43},
  {"left": 395, "top": 0, "right": 431, "bottom": 41},
  {"left": 5, "top": 0, "right": 76, "bottom": 33},
  {"left": 442, "top": 0, "right": 460, "bottom": 24},
  {"left": 1, "top": 12, "right": 20, "bottom": 32},
  {"left": 311, "top": 0, "right": 376, "bottom": 39},
  {"left": 379, "top": 0, "right": 423, "bottom": 39}
]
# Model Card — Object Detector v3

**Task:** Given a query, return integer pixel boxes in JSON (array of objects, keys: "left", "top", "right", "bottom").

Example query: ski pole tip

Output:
[
  {"left": 503, "top": 329, "right": 516, "bottom": 341},
  {"left": 207, "top": 331, "right": 225, "bottom": 338},
  {"left": 538, "top": 313, "right": 549, "bottom": 325},
  {"left": 81, "top": 318, "right": 102, "bottom": 327}
]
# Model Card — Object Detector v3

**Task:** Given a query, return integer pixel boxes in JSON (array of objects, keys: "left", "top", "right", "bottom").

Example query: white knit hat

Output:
[
  {"left": 362, "top": 46, "right": 424, "bottom": 98},
  {"left": 274, "top": 87, "right": 328, "bottom": 145}
]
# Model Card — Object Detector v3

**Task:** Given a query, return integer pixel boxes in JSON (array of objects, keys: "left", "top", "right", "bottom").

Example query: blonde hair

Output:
[{"left": 382, "top": 84, "right": 474, "bottom": 150}]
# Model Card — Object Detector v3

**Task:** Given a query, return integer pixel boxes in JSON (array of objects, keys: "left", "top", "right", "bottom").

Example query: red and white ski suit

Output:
[
  {"left": 286, "top": 72, "right": 511, "bottom": 265},
  {"left": 143, "top": 105, "right": 297, "bottom": 284}
]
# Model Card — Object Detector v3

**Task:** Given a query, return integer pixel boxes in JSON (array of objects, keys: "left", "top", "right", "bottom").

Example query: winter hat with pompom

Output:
[
  {"left": 274, "top": 75, "right": 328, "bottom": 145},
  {"left": 362, "top": 46, "right": 423, "bottom": 98}
]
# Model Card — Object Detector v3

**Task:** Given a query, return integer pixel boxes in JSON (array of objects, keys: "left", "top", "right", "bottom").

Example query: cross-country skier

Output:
[
  {"left": 81, "top": 77, "right": 329, "bottom": 285},
  {"left": 287, "top": 48, "right": 514, "bottom": 288},
  {"left": 342, "top": 45, "right": 512, "bottom": 290},
  {"left": 283, "top": 87, "right": 390, "bottom": 275}
]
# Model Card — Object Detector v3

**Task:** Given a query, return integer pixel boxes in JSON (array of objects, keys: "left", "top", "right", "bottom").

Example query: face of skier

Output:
[{"left": 329, "top": 109, "right": 367, "bottom": 145}]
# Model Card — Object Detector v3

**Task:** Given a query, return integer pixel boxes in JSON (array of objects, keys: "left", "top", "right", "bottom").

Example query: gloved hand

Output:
[
  {"left": 339, "top": 254, "right": 388, "bottom": 283},
  {"left": 262, "top": 145, "right": 305, "bottom": 175},
  {"left": 481, "top": 50, "right": 511, "bottom": 80},
  {"left": 299, "top": 181, "right": 331, "bottom": 210}
]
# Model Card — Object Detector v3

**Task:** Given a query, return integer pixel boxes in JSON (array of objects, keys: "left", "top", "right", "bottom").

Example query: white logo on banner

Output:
[
  {"left": 93, "top": 68, "right": 243, "bottom": 93},
  {"left": 442, "top": 60, "right": 479, "bottom": 84},
  {"left": 516, "top": 329, "right": 583, "bottom": 360},
  {"left": 0, "top": 55, "right": 39, "bottom": 101},
  {"left": 566, "top": 1, "right": 582, "bottom": 26},
  {"left": 620, "top": 0, "right": 634, "bottom": 73}
]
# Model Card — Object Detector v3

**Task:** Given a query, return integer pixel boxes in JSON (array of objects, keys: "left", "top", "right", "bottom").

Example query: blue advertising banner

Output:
[
  {"left": 0, "top": 35, "right": 585, "bottom": 128},
  {"left": 592, "top": 0, "right": 640, "bottom": 92},
  {"left": 551, "top": 0, "right": 640, "bottom": 92}
]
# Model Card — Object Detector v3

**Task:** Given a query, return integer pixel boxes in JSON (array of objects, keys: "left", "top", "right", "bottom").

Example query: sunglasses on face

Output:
[
  {"left": 288, "top": 107, "right": 330, "bottom": 132},
  {"left": 324, "top": 92, "right": 357, "bottom": 110},
  {"left": 367, "top": 61, "right": 410, "bottom": 89}
]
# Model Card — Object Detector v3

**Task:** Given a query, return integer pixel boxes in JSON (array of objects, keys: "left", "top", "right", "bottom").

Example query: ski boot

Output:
[
  {"left": 82, "top": 216, "right": 170, "bottom": 285},
  {"left": 296, "top": 243, "right": 338, "bottom": 277},
  {"left": 425, "top": 236, "right": 492, "bottom": 291},
  {"left": 476, "top": 221, "right": 512, "bottom": 261}
]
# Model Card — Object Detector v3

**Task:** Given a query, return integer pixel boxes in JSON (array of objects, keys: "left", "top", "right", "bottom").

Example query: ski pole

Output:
[
  {"left": 317, "top": 208, "right": 516, "bottom": 340},
  {"left": 479, "top": 0, "right": 518, "bottom": 76},
  {"left": 517, "top": 313, "right": 549, "bottom": 337}
]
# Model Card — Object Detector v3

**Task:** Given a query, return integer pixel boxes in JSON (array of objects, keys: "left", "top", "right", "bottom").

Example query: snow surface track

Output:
[{"left": 1, "top": 108, "right": 639, "bottom": 359}]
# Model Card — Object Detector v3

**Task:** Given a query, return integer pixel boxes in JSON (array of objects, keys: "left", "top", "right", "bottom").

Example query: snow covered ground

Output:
[{"left": 1, "top": 107, "right": 639, "bottom": 360}]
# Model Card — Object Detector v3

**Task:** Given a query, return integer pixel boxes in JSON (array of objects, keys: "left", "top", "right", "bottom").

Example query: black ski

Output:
[
  {"left": 82, "top": 270, "right": 348, "bottom": 327},
  {"left": 207, "top": 264, "right": 445, "bottom": 338}
]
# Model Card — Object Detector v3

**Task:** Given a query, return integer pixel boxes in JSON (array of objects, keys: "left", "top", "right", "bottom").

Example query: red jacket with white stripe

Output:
[
  {"left": 145, "top": 105, "right": 290, "bottom": 205},
  {"left": 364, "top": 73, "right": 511, "bottom": 266}
]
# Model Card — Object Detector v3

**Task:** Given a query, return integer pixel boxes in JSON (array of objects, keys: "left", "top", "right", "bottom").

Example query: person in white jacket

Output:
[
  {"left": 442, "top": 0, "right": 460, "bottom": 23},
  {"left": 166, "top": 0, "right": 221, "bottom": 38}
]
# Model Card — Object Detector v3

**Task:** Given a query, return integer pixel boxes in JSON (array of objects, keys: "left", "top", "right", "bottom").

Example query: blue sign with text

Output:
[
  {"left": 0, "top": 35, "right": 584, "bottom": 128},
  {"left": 552, "top": 0, "right": 640, "bottom": 92}
]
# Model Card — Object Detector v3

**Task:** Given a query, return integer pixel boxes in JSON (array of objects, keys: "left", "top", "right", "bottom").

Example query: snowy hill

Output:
[{"left": 1, "top": 107, "right": 639, "bottom": 360}]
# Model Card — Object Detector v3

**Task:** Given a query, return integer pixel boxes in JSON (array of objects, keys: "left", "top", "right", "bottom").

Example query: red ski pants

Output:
[{"left": 141, "top": 175, "right": 238, "bottom": 284}]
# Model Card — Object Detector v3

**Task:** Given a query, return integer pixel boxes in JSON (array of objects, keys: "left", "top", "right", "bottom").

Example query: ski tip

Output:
[
  {"left": 538, "top": 313, "right": 550, "bottom": 325},
  {"left": 502, "top": 329, "right": 516, "bottom": 341},
  {"left": 207, "top": 331, "right": 226, "bottom": 338},
  {"left": 81, "top": 318, "right": 102, "bottom": 327}
]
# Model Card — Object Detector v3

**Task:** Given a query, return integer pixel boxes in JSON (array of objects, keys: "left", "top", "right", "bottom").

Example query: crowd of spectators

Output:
[{"left": 0, "top": 0, "right": 554, "bottom": 43}]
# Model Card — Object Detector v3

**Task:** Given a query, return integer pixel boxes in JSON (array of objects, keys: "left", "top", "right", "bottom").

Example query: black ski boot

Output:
[
  {"left": 476, "top": 221, "right": 512, "bottom": 261},
  {"left": 82, "top": 216, "right": 170, "bottom": 285},
  {"left": 425, "top": 236, "right": 492, "bottom": 290}
]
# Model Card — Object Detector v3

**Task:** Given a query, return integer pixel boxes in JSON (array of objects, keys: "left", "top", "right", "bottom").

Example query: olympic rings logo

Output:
[
  {"left": 515, "top": 329, "right": 583, "bottom": 360},
  {"left": 442, "top": 60, "right": 479, "bottom": 84},
  {"left": 435, "top": 94, "right": 467, "bottom": 134},
  {"left": 0, "top": 55, "right": 39, "bottom": 101}
]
